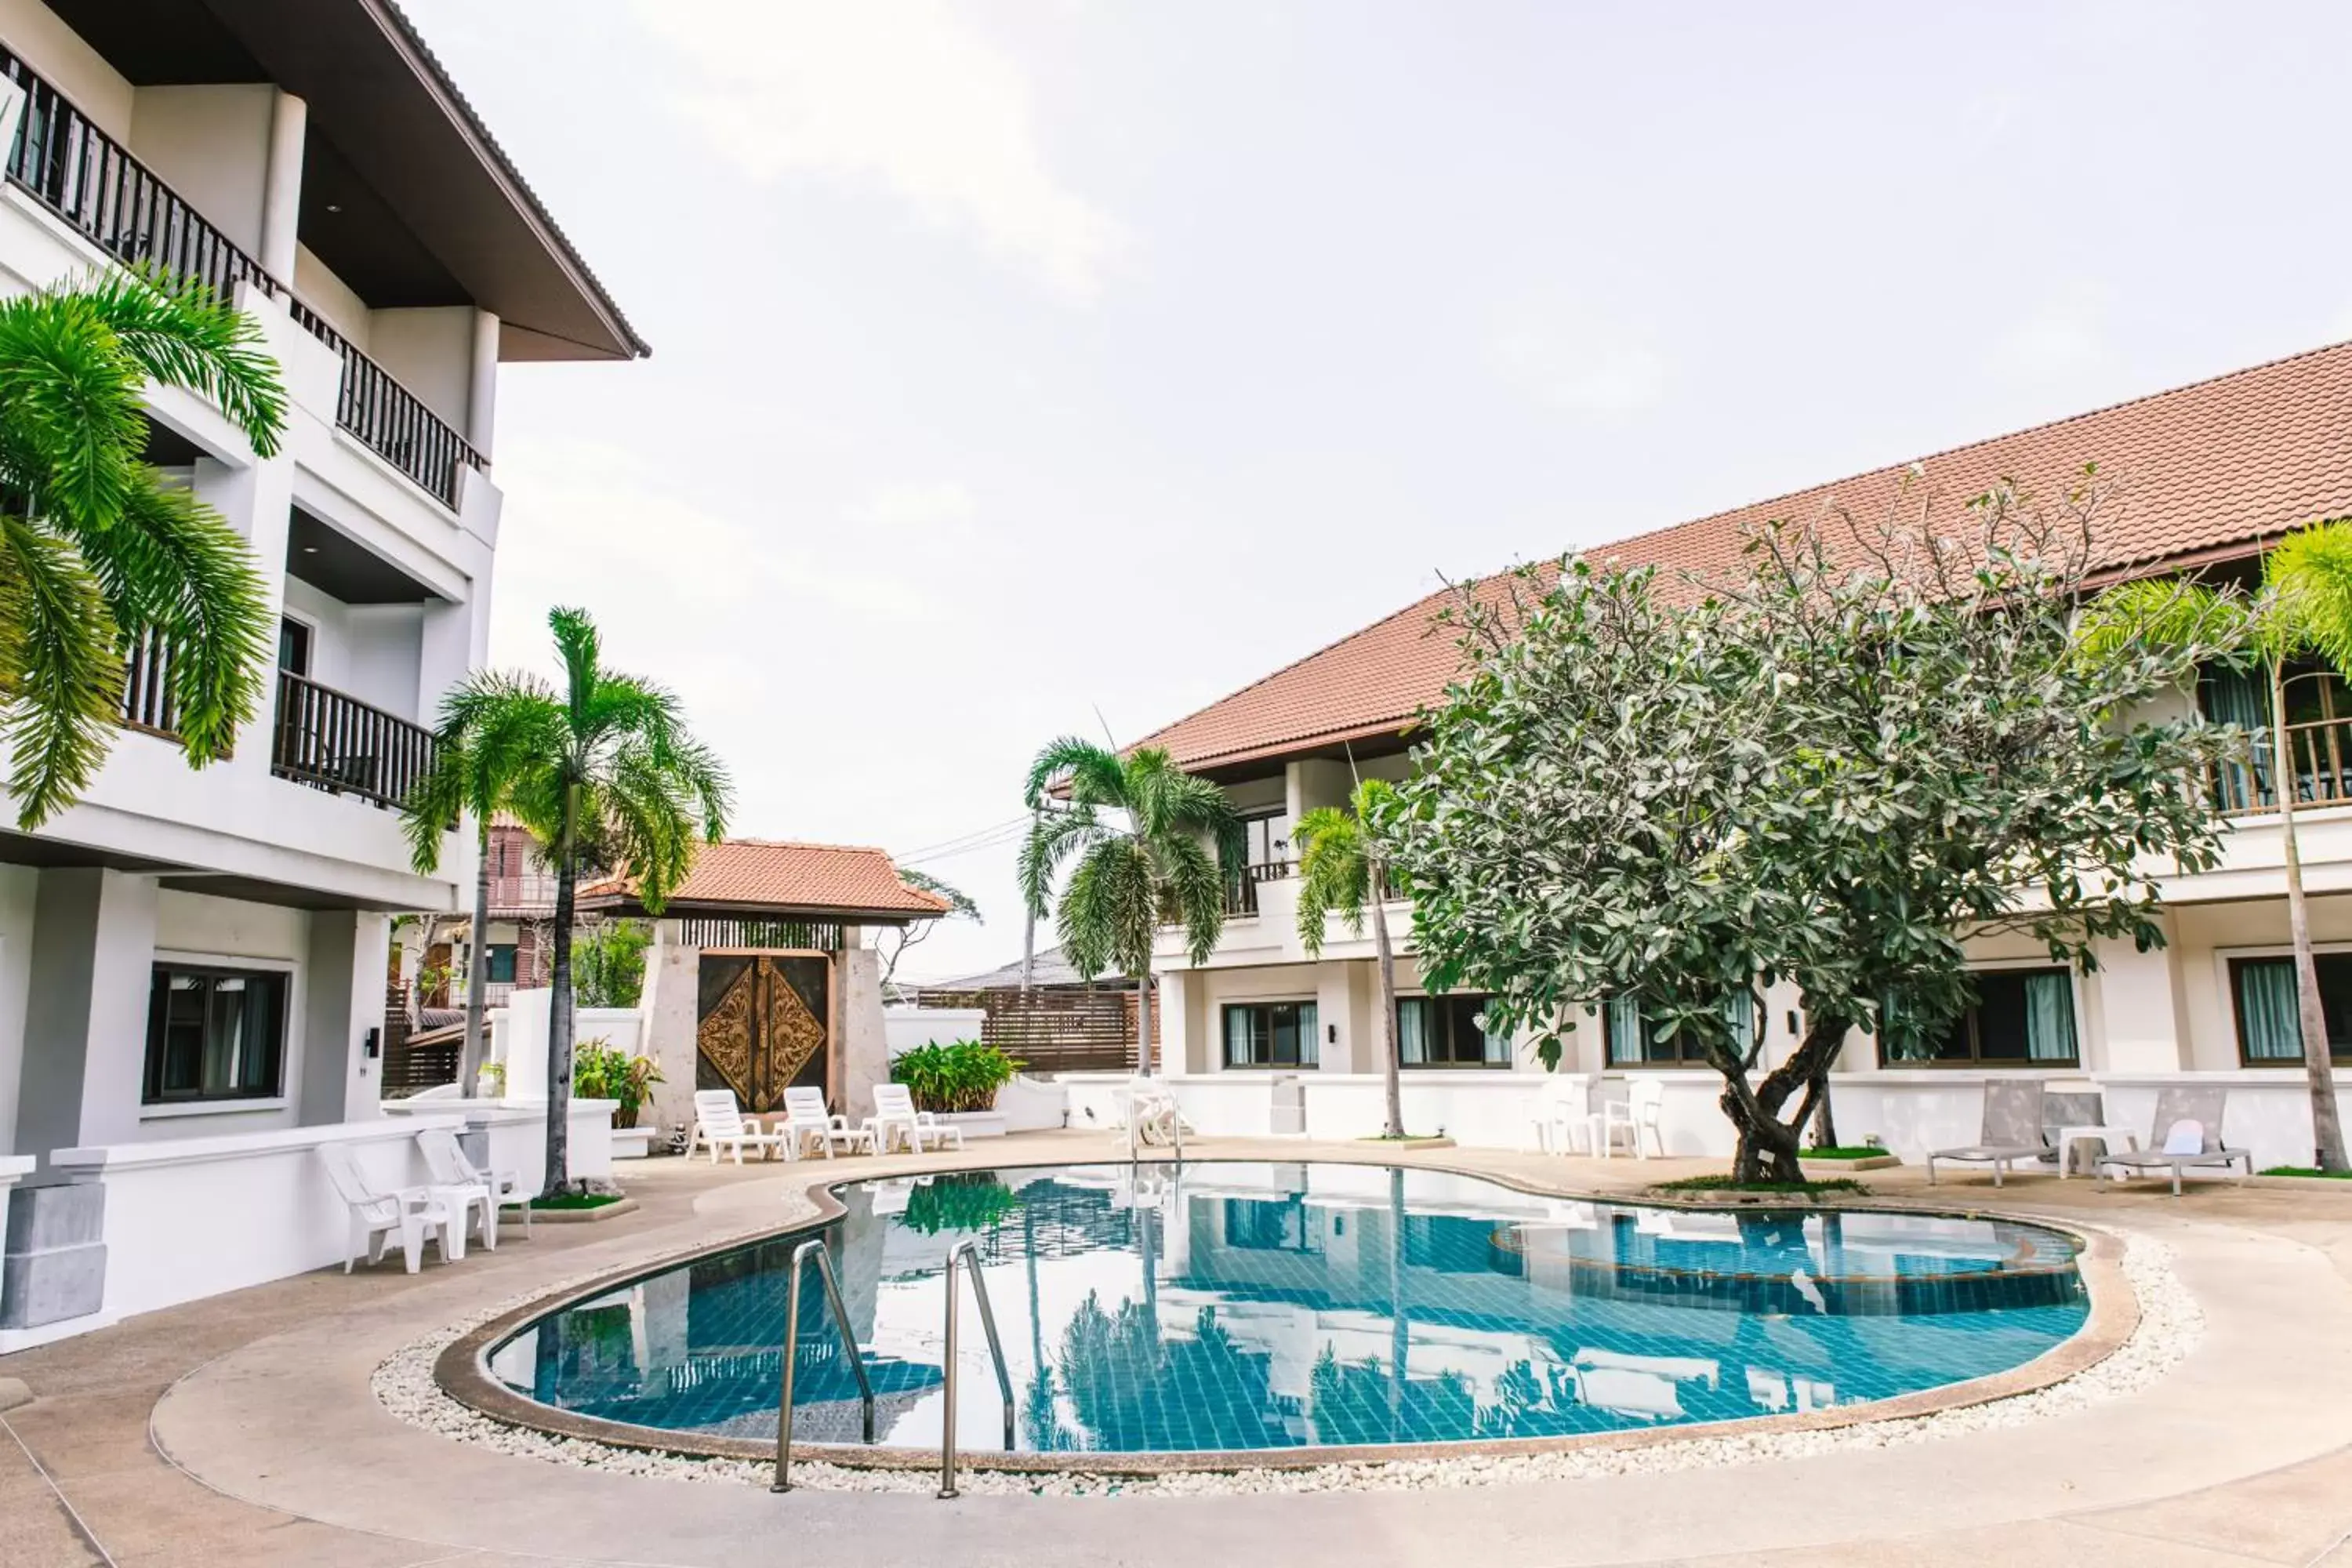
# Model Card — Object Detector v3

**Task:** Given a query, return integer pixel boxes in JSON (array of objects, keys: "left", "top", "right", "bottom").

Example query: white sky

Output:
[{"left": 402, "top": 0, "right": 2352, "bottom": 980}]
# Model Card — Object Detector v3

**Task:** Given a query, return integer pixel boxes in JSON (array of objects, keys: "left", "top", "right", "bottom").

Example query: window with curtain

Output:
[
  {"left": 1876, "top": 967, "right": 2078, "bottom": 1066},
  {"left": 485, "top": 943, "right": 518, "bottom": 983},
  {"left": 1224, "top": 1000, "right": 1318, "bottom": 1068},
  {"left": 1396, "top": 993, "right": 1508, "bottom": 1068},
  {"left": 143, "top": 964, "right": 290, "bottom": 1103},
  {"left": 2230, "top": 954, "right": 2352, "bottom": 1063},
  {"left": 1604, "top": 990, "right": 1754, "bottom": 1066}
]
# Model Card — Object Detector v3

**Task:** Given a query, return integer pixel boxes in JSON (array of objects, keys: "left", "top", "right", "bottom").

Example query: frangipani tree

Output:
[
  {"left": 1295, "top": 779, "right": 1406, "bottom": 1137},
  {"left": 2085, "top": 517, "right": 2352, "bottom": 1171},
  {"left": 1019, "top": 739, "right": 1240, "bottom": 1074},
  {"left": 1393, "top": 483, "right": 2239, "bottom": 1181}
]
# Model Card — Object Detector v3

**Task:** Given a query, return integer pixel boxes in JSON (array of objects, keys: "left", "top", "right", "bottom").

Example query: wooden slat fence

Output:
[{"left": 918, "top": 987, "right": 1156, "bottom": 1074}]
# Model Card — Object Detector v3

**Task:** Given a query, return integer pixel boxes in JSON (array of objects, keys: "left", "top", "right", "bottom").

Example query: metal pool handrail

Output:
[
  {"left": 771, "top": 1236, "right": 874, "bottom": 1493},
  {"left": 937, "top": 1239, "right": 1015, "bottom": 1500}
]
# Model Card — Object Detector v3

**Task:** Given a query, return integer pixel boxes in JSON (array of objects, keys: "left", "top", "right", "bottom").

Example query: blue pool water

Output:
[{"left": 489, "top": 1162, "right": 2087, "bottom": 1454}]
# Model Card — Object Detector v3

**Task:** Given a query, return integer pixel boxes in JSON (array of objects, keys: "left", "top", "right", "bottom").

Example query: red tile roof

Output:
[
  {"left": 1137, "top": 340, "right": 2352, "bottom": 772},
  {"left": 578, "top": 840, "right": 949, "bottom": 920}
]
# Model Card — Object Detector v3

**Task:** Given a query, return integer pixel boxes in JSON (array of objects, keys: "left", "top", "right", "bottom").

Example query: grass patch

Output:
[
  {"left": 2260, "top": 1166, "right": 2352, "bottom": 1179},
  {"left": 528, "top": 1191, "right": 624, "bottom": 1211},
  {"left": 1798, "top": 1146, "right": 1892, "bottom": 1161},
  {"left": 1648, "top": 1174, "right": 1869, "bottom": 1196},
  {"left": 1356, "top": 1134, "right": 1451, "bottom": 1144}
]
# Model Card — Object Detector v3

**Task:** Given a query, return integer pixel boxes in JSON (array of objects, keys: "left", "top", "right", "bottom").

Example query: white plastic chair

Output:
[
  {"left": 416, "top": 1125, "right": 528, "bottom": 1239},
  {"left": 688, "top": 1089, "right": 786, "bottom": 1164},
  {"left": 1531, "top": 1075, "right": 1598, "bottom": 1155},
  {"left": 865, "top": 1083, "right": 964, "bottom": 1154},
  {"left": 780, "top": 1086, "right": 859, "bottom": 1160},
  {"left": 318, "top": 1142, "right": 456, "bottom": 1273},
  {"left": 1599, "top": 1078, "right": 1668, "bottom": 1160}
]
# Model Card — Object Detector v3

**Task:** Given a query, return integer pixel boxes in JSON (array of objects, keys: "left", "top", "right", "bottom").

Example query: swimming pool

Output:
[{"left": 486, "top": 1162, "right": 2089, "bottom": 1456}]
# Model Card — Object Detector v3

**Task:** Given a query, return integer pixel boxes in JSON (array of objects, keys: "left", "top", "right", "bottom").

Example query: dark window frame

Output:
[
  {"left": 277, "top": 615, "right": 313, "bottom": 677},
  {"left": 1222, "top": 1000, "right": 1319, "bottom": 1069},
  {"left": 485, "top": 943, "right": 519, "bottom": 984},
  {"left": 1604, "top": 991, "right": 1755, "bottom": 1069},
  {"left": 2228, "top": 952, "right": 2352, "bottom": 1066},
  {"left": 143, "top": 961, "right": 292, "bottom": 1105},
  {"left": 1877, "top": 966, "right": 2081, "bottom": 1069},
  {"left": 1397, "top": 992, "right": 1508, "bottom": 1069}
]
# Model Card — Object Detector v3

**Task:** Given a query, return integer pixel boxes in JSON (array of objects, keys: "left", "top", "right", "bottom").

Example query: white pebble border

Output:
[{"left": 372, "top": 1227, "right": 2200, "bottom": 1498}]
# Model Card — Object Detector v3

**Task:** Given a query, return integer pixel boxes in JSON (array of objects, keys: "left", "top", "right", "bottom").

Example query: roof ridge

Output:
[
  {"left": 721, "top": 837, "right": 895, "bottom": 855},
  {"left": 1585, "top": 335, "right": 2352, "bottom": 561}
]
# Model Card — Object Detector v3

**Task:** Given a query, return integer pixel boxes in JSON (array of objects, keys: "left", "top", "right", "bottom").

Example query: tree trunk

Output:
[
  {"left": 1726, "top": 1008, "right": 1851, "bottom": 1183},
  {"left": 542, "top": 803, "right": 579, "bottom": 1199},
  {"left": 2274, "top": 666, "right": 2350, "bottom": 1171},
  {"left": 1135, "top": 970, "right": 1153, "bottom": 1076},
  {"left": 1370, "top": 873, "right": 1403, "bottom": 1138},
  {"left": 457, "top": 819, "right": 492, "bottom": 1098}
]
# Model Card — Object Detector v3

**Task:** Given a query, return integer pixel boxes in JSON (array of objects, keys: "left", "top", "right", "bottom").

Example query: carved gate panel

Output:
[{"left": 695, "top": 953, "right": 829, "bottom": 1114}]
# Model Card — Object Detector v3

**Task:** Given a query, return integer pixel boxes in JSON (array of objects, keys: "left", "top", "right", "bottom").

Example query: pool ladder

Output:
[
  {"left": 768, "top": 1235, "right": 1016, "bottom": 1501},
  {"left": 937, "top": 1239, "right": 1016, "bottom": 1499}
]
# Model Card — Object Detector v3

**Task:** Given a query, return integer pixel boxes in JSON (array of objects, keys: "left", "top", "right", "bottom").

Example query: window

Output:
[
  {"left": 2230, "top": 954, "right": 2352, "bottom": 1064},
  {"left": 2201, "top": 659, "right": 2352, "bottom": 811},
  {"left": 1605, "top": 990, "right": 1755, "bottom": 1066},
  {"left": 1224, "top": 1000, "right": 1317, "bottom": 1068},
  {"left": 143, "top": 964, "right": 289, "bottom": 1103},
  {"left": 1224, "top": 1196, "right": 1318, "bottom": 1251},
  {"left": 1879, "top": 968, "right": 2078, "bottom": 1065},
  {"left": 277, "top": 616, "right": 312, "bottom": 676},
  {"left": 485, "top": 943, "right": 518, "bottom": 984},
  {"left": 1397, "top": 993, "right": 1508, "bottom": 1067},
  {"left": 1238, "top": 810, "right": 1292, "bottom": 868}
]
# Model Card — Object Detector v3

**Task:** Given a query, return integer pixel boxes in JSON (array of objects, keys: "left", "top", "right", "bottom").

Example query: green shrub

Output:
[
  {"left": 572, "top": 1037, "right": 664, "bottom": 1127},
  {"left": 890, "top": 1037, "right": 1020, "bottom": 1113}
]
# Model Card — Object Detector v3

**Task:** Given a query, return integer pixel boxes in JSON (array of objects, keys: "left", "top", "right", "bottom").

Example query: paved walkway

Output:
[{"left": 6, "top": 1134, "right": 2352, "bottom": 1567}]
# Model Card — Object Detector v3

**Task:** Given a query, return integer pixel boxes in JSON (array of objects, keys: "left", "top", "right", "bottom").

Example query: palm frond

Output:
[
  {"left": 2078, "top": 576, "right": 2248, "bottom": 662},
  {"left": 0, "top": 290, "right": 145, "bottom": 534},
  {"left": 2271, "top": 518, "right": 2352, "bottom": 674},
  {"left": 0, "top": 514, "right": 119, "bottom": 826},
  {"left": 75, "top": 267, "right": 287, "bottom": 455},
  {"left": 547, "top": 605, "right": 602, "bottom": 728},
  {"left": 1293, "top": 804, "right": 1369, "bottom": 955},
  {"left": 1023, "top": 735, "right": 1128, "bottom": 811},
  {"left": 1058, "top": 837, "right": 1156, "bottom": 979},
  {"left": 1153, "top": 830, "right": 1227, "bottom": 967},
  {"left": 1018, "top": 806, "right": 1109, "bottom": 916}
]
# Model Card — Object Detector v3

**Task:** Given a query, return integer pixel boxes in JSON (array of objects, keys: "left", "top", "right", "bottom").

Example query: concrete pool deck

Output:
[{"left": 4, "top": 1131, "right": 2352, "bottom": 1566}]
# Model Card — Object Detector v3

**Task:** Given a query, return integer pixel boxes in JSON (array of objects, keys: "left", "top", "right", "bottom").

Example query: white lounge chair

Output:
[
  {"left": 865, "top": 1083, "right": 964, "bottom": 1154},
  {"left": 688, "top": 1089, "right": 786, "bottom": 1164},
  {"left": 2096, "top": 1087, "right": 2254, "bottom": 1196},
  {"left": 1599, "top": 1079, "right": 1667, "bottom": 1159},
  {"left": 780, "top": 1086, "right": 859, "bottom": 1160},
  {"left": 1927, "top": 1080, "right": 2048, "bottom": 1187},
  {"left": 416, "top": 1125, "right": 528, "bottom": 1239},
  {"left": 319, "top": 1142, "right": 458, "bottom": 1273}
]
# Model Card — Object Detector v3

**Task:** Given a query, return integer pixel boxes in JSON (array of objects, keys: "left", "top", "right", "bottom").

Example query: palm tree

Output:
[
  {"left": 1018, "top": 740, "right": 1240, "bottom": 1074},
  {"left": 402, "top": 689, "right": 549, "bottom": 1096},
  {"left": 2088, "top": 521, "right": 2352, "bottom": 1171},
  {"left": 1294, "top": 779, "right": 1405, "bottom": 1138},
  {"left": 0, "top": 269, "right": 285, "bottom": 826},
  {"left": 402, "top": 607, "right": 729, "bottom": 1194}
]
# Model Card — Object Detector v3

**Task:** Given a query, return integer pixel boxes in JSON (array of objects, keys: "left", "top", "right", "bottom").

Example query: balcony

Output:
[
  {"left": 2212, "top": 720, "right": 2352, "bottom": 816},
  {"left": 270, "top": 669, "right": 436, "bottom": 812},
  {"left": 1224, "top": 859, "right": 1291, "bottom": 917},
  {"left": 0, "top": 49, "right": 485, "bottom": 509}
]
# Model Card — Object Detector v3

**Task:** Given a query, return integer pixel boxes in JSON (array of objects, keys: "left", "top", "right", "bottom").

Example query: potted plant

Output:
[
  {"left": 572, "top": 1038, "right": 665, "bottom": 1129},
  {"left": 476, "top": 1060, "right": 506, "bottom": 1098},
  {"left": 889, "top": 1039, "right": 1021, "bottom": 1133}
]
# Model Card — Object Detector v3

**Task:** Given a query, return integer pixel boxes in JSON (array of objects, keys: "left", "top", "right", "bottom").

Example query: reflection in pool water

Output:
[{"left": 490, "top": 1162, "right": 2087, "bottom": 1454}]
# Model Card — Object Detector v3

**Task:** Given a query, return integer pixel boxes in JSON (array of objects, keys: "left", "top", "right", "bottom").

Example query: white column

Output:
[
  {"left": 13, "top": 870, "right": 161, "bottom": 1158},
  {"left": 1315, "top": 961, "right": 1359, "bottom": 1073},
  {"left": 466, "top": 309, "right": 499, "bottom": 462},
  {"left": 1157, "top": 967, "right": 1195, "bottom": 1073},
  {"left": 299, "top": 910, "right": 390, "bottom": 1126},
  {"left": 2091, "top": 931, "right": 2190, "bottom": 1073},
  {"left": 258, "top": 90, "right": 307, "bottom": 282}
]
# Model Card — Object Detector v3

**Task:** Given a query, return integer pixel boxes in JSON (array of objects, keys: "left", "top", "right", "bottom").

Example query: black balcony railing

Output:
[
  {"left": 0, "top": 48, "right": 487, "bottom": 511},
  {"left": 281, "top": 296, "right": 481, "bottom": 509},
  {"left": 117, "top": 627, "right": 181, "bottom": 739},
  {"left": 271, "top": 669, "right": 436, "bottom": 811},
  {"left": 1223, "top": 858, "right": 1291, "bottom": 917}
]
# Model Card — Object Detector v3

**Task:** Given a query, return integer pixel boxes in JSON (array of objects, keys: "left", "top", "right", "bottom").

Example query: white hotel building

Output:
[
  {"left": 1121, "top": 342, "right": 2352, "bottom": 1172},
  {"left": 0, "top": 0, "right": 641, "bottom": 1347}
]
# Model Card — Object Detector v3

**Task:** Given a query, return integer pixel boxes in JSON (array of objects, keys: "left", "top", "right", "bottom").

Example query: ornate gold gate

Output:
[{"left": 695, "top": 953, "right": 830, "bottom": 1115}]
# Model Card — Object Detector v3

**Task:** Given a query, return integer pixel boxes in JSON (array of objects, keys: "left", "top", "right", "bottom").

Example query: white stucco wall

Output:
[
  {"left": 126, "top": 84, "right": 275, "bottom": 255},
  {"left": 368, "top": 306, "right": 475, "bottom": 432}
]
